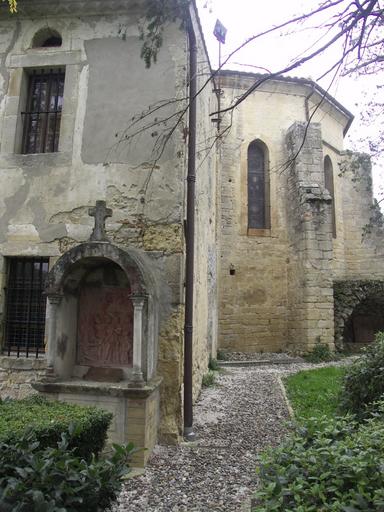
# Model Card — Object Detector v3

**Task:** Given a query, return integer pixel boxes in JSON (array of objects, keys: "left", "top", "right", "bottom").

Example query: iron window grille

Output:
[
  {"left": 21, "top": 69, "right": 65, "bottom": 154},
  {"left": 3, "top": 258, "right": 49, "bottom": 358}
]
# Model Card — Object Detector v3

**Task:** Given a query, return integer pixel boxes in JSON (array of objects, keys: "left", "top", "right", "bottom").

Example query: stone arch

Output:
[
  {"left": 45, "top": 242, "right": 159, "bottom": 383},
  {"left": 46, "top": 242, "right": 152, "bottom": 297},
  {"left": 334, "top": 280, "right": 384, "bottom": 350},
  {"left": 31, "top": 28, "right": 62, "bottom": 48}
]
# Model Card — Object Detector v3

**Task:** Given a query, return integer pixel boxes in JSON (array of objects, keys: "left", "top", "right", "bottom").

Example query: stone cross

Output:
[{"left": 88, "top": 200, "right": 112, "bottom": 241}]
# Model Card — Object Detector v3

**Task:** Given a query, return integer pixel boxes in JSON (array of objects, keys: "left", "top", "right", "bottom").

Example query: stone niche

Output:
[
  {"left": 34, "top": 241, "right": 161, "bottom": 466},
  {"left": 334, "top": 280, "right": 384, "bottom": 353}
]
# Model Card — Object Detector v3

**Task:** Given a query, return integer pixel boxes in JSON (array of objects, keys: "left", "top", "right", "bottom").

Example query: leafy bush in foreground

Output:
[
  {"left": 0, "top": 396, "right": 112, "bottom": 460},
  {"left": 253, "top": 405, "right": 384, "bottom": 511},
  {"left": 0, "top": 427, "right": 134, "bottom": 512},
  {"left": 340, "top": 331, "right": 384, "bottom": 418}
]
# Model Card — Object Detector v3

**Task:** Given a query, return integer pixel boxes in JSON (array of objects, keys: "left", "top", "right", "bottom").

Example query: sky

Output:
[{"left": 195, "top": 0, "right": 383, "bottom": 199}]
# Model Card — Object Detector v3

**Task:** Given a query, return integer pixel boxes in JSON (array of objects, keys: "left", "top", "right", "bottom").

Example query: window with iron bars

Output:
[
  {"left": 22, "top": 69, "right": 65, "bottom": 154},
  {"left": 3, "top": 258, "right": 49, "bottom": 358}
]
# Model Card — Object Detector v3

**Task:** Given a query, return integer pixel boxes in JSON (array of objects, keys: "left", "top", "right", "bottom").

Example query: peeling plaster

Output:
[{"left": 0, "top": 179, "right": 29, "bottom": 243}]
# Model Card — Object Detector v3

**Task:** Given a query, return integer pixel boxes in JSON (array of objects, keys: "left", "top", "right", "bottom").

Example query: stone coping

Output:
[
  {"left": 0, "top": 356, "right": 47, "bottom": 370},
  {"left": 32, "top": 376, "right": 162, "bottom": 398},
  {"left": 218, "top": 358, "right": 303, "bottom": 367}
]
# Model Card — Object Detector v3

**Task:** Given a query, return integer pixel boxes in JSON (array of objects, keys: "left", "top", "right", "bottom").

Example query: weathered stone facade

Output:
[
  {"left": 0, "top": 0, "right": 217, "bottom": 455},
  {"left": 0, "top": 356, "right": 46, "bottom": 399},
  {"left": 217, "top": 71, "right": 384, "bottom": 354},
  {"left": 0, "top": 2, "right": 383, "bottom": 461}
]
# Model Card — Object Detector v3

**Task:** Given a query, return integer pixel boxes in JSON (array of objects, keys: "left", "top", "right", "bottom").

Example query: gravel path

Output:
[{"left": 113, "top": 359, "right": 353, "bottom": 512}]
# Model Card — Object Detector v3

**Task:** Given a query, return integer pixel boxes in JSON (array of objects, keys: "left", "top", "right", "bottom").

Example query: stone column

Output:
[
  {"left": 130, "top": 294, "right": 146, "bottom": 386},
  {"left": 285, "top": 122, "right": 334, "bottom": 352},
  {"left": 45, "top": 293, "right": 62, "bottom": 378}
]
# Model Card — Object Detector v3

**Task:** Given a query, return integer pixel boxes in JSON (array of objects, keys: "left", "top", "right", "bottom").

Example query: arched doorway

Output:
[
  {"left": 44, "top": 242, "right": 158, "bottom": 383},
  {"left": 343, "top": 295, "right": 384, "bottom": 351}
]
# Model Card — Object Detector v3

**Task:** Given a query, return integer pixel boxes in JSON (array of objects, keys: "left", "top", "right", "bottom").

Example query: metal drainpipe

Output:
[{"left": 183, "top": 20, "right": 197, "bottom": 441}]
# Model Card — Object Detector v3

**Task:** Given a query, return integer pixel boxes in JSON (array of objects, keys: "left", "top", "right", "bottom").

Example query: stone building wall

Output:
[
  {"left": 189, "top": 8, "right": 218, "bottom": 402},
  {"left": 0, "top": 0, "right": 216, "bottom": 442},
  {"left": 285, "top": 123, "right": 334, "bottom": 352},
  {"left": 330, "top": 150, "right": 384, "bottom": 349},
  {"left": 217, "top": 72, "right": 351, "bottom": 353},
  {"left": 333, "top": 152, "right": 384, "bottom": 281},
  {"left": 0, "top": 356, "right": 46, "bottom": 399}
]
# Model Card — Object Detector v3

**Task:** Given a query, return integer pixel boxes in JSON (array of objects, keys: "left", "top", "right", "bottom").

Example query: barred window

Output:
[
  {"left": 247, "top": 140, "right": 270, "bottom": 229},
  {"left": 22, "top": 69, "right": 65, "bottom": 154},
  {"left": 3, "top": 258, "right": 48, "bottom": 358}
]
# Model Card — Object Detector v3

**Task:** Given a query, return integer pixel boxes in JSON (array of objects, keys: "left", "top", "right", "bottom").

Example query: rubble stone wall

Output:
[
  {"left": 0, "top": 356, "right": 46, "bottom": 400},
  {"left": 333, "top": 152, "right": 384, "bottom": 281}
]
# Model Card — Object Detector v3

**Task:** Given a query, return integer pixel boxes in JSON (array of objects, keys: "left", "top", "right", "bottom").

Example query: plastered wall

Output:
[
  {"left": 189, "top": 8, "right": 218, "bottom": 402},
  {"left": 0, "top": 0, "right": 217, "bottom": 442}
]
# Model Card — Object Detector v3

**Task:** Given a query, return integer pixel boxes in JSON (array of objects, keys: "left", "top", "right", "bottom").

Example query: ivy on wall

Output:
[{"left": 139, "top": 0, "right": 190, "bottom": 68}]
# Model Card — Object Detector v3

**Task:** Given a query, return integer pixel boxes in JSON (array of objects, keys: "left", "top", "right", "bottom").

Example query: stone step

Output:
[{"left": 217, "top": 358, "right": 304, "bottom": 367}]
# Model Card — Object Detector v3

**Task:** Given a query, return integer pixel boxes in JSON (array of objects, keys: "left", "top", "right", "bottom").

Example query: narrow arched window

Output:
[
  {"left": 247, "top": 140, "right": 270, "bottom": 229},
  {"left": 324, "top": 155, "right": 336, "bottom": 238}
]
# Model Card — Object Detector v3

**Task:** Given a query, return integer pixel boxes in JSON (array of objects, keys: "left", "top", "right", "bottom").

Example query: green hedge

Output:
[
  {"left": 0, "top": 396, "right": 112, "bottom": 460},
  {"left": 253, "top": 405, "right": 384, "bottom": 511}
]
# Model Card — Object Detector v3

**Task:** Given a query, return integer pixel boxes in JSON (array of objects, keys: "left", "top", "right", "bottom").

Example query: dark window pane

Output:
[
  {"left": 41, "top": 36, "right": 62, "bottom": 47},
  {"left": 324, "top": 156, "right": 337, "bottom": 238},
  {"left": 4, "top": 257, "right": 48, "bottom": 358},
  {"left": 248, "top": 142, "right": 266, "bottom": 229},
  {"left": 22, "top": 70, "right": 65, "bottom": 154}
]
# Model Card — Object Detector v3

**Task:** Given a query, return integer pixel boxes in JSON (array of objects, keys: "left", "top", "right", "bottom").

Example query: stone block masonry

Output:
[
  {"left": 0, "top": 357, "right": 46, "bottom": 400},
  {"left": 285, "top": 123, "right": 334, "bottom": 352}
]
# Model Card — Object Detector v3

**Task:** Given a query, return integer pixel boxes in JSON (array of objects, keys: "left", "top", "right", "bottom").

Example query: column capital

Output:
[
  {"left": 47, "top": 293, "right": 63, "bottom": 306},
  {"left": 130, "top": 294, "right": 147, "bottom": 309}
]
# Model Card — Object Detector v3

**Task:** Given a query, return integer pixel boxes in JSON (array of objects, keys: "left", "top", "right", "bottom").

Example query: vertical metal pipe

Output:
[
  {"left": 217, "top": 39, "right": 221, "bottom": 133},
  {"left": 183, "top": 21, "right": 197, "bottom": 441}
]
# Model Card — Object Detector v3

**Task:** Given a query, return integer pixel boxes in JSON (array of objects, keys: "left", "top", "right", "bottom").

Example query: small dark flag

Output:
[{"left": 214, "top": 19, "right": 227, "bottom": 44}]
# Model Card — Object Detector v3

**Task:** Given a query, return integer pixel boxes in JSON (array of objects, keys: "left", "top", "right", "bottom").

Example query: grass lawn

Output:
[{"left": 284, "top": 366, "right": 346, "bottom": 420}]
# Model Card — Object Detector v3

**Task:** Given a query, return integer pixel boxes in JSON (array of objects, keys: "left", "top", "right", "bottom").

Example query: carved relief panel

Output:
[{"left": 77, "top": 286, "right": 133, "bottom": 367}]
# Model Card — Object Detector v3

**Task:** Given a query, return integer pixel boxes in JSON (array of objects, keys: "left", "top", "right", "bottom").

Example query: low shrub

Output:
[
  {"left": 0, "top": 396, "right": 112, "bottom": 460},
  {"left": 253, "top": 403, "right": 384, "bottom": 511},
  {"left": 0, "top": 426, "right": 134, "bottom": 511},
  {"left": 202, "top": 370, "right": 216, "bottom": 387},
  {"left": 217, "top": 350, "right": 229, "bottom": 361},
  {"left": 340, "top": 331, "right": 384, "bottom": 418},
  {"left": 303, "top": 341, "right": 334, "bottom": 363},
  {"left": 208, "top": 356, "right": 220, "bottom": 371}
]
